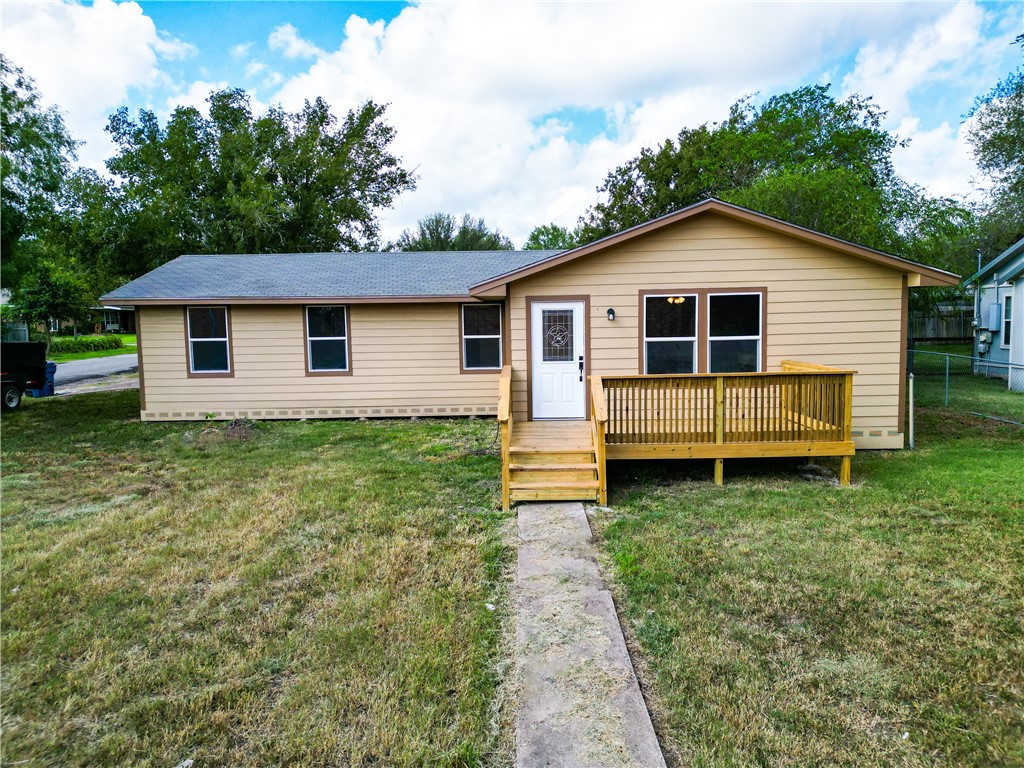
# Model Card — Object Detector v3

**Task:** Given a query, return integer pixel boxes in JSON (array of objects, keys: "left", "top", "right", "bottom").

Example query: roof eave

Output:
[
  {"left": 98, "top": 294, "right": 489, "bottom": 305},
  {"left": 469, "top": 198, "right": 961, "bottom": 294},
  {"left": 967, "top": 238, "right": 1024, "bottom": 284}
]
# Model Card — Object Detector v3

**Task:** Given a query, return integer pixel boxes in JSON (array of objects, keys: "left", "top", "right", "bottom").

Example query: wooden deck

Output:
[{"left": 498, "top": 362, "right": 855, "bottom": 510}]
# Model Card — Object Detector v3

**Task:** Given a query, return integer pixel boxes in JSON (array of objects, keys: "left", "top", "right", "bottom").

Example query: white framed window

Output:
[
  {"left": 644, "top": 294, "right": 697, "bottom": 374},
  {"left": 1002, "top": 296, "right": 1013, "bottom": 349},
  {"left": 306, "top": 306, "right": 349, "bottom": 373},
  {"left": 462, "top": 304, "right": 503, "bottom": 370},
  {"left": 708, "top": 293, "right": 762, "bottom": 373},
  {"left": 186, "top": 306, "right": 231, "bottom": 374}
]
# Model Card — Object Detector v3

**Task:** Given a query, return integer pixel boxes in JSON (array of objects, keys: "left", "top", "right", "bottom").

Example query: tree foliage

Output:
[
  {"left": 395, "top": 212, "right": 513, "bottom": 251},
  {"left": 1, "top": 56, "right": 78, "bottom": 290},
  {"left": 575, "top": 84, "right": 980, "bottom": 282},
  {"left": 578, "top": 86, "right": 914, "bottom": 250},
  {"left": 11, "top": 260, "right": 93, "bottom": 354},
  {"left": 967, "top": 63, "right": 1024, "bottom": 258},
  {"left": 522, "top": 223, "right": 578, "bottom": 250},
  {"left": 103, "top": 89, "right": 415, "bottom": 275}
]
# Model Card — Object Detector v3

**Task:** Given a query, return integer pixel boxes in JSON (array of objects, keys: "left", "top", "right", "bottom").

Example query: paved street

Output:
[{"left": 54, "top": 354, "right": 138, "bottom": 386}]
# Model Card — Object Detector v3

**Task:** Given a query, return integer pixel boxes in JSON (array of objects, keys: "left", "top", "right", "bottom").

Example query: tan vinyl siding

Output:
[
  {"left": 138, "top": 303, "right": 499, "bottom": 420},
  {"left": 509, "top": 213, "right": 907, "bottom": 448}
]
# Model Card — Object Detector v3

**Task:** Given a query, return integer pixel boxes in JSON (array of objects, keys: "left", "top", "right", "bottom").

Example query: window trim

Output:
[
  {"left": 641, "top": 291, "right": 699, "bottom": 375},
  {"left": 304, "top": 305, "right": 352, "bottom": 376},
  {"left": 638, "top": 288, "right": 767, "bottom": 374},
  {"left": 185, "top": 306, "right": 234, "bottom": 378},
  {"left": 460, "top": 302, "right": 505, "bottom": 373},
  {"left": 707, "top": 291, "right": 764, "bottom": 374},
  {"left": 1002, "top": 295, "right": 1012, "bottom": 349}
]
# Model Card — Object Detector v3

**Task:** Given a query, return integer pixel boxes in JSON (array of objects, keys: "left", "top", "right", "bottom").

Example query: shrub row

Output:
[{"left": 50, "top": 335, "right": 125, "bottom": 353}]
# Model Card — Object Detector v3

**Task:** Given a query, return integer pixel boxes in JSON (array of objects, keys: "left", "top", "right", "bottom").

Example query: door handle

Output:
[{"left": 578, "top": 355, "right": 584, "bottom": 382}]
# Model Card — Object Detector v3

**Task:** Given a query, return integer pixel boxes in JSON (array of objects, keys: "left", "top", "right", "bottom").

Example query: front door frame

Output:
[{"left": 525, "top": 294, "right": 590, "bottom": 420}]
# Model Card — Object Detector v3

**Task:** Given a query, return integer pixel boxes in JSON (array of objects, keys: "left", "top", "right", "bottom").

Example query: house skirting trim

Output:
[{"left": 141, "top": 405, "right": 497, "bottom": 421}]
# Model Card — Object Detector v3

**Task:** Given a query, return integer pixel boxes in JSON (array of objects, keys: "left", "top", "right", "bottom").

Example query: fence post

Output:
[
  {"left": 908, "top": 373, "right": 915, "bottom": 450},
  {"left": 944, "top": 354, "right": 950, "bottom": 406}
]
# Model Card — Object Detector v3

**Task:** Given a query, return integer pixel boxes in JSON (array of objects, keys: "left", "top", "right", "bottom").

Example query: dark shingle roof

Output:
[{"left": 101, "top": 250, "right": 561, "bottom": 302}]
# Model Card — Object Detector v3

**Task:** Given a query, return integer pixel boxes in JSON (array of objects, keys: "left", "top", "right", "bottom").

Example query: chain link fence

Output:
[{"left": 907, "top": 350, "right": 1024, "bottom": 425}]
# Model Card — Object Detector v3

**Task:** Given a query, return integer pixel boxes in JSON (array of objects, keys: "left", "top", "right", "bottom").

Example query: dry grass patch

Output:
[
  {"left": 592, "top": 410, "right": 1023, "bottom": 767},
  {"left": 2, "top": 391, "right": 512, "bottom": 766}
]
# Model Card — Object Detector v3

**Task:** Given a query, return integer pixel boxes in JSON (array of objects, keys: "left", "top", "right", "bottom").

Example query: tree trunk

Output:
[{"left": 44, "top": 323, "right": 52, "bottom": 358}]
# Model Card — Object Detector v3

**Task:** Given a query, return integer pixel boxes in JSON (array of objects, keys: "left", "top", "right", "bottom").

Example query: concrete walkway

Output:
[{"left": 516, "top": 502, "right": 667, "bottom": 768}]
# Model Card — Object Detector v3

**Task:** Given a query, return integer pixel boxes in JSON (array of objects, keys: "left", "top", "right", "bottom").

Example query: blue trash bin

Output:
[
  {"left": 28, "top": 362, "right": 57, "bottom": 399},
  {"left": 43, "top": 361, "right": 56, "bottom": 396}
]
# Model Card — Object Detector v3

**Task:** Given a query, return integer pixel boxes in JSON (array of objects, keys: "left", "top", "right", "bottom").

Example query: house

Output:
[
  {"left": 101, "top": 199, "right": 959, "bottom": 502},
  {"left": 967, "top": 237, "right": 1024, "bottom": 391}
]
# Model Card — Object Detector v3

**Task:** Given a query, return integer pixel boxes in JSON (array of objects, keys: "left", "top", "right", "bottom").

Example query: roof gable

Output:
[
  {"left": 969, "top": 238, "right": 1024, "bottom": 284},
  {"left": 469, "top": 199, "right": 960, "bottom": 293}
]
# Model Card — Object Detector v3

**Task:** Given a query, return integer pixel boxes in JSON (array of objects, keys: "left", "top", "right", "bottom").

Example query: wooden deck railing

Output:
[
  {"left": 497, "top": 365, "right": 512, "bottom": 511},
  {"left": 589, "top": 376, "right": 608, "bottom": 505},
  {"left": 598, "top": 361, "right": 855, "bottom": 484}
]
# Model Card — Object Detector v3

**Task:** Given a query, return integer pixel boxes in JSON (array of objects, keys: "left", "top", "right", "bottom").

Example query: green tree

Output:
[
  {"left": 103, "top": 89, "right": 415, "bottom": 273},
  {"left": 395, "top": 212, "right": 513, "bottom": 251},
  {"left": 1, "top": 56, "right": 78, "bottom": 290},
  {"left": 577, "top": 86, "right": 911, "bottom": 252},
  {"left": 522, "top": 223, "right": 578, "bottom": 250},
  {"left": 967, "top": 63, "right": 1024, "bottom": 257},
  {"left": 12, "top": 260, "right": 93, "bottom": 354}
]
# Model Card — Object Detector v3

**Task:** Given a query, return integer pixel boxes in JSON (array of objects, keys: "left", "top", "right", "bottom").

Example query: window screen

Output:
[
  {"left": 463, "top": 304, "right": 502, "bottom": 369},
  {"left": 307, "top": 306, "right": 348, "bottom": 372},
  {"left": 644, "top": 295, "right": 696, "bottom": 374},
  {"left": 187, "top": 307, "right": 230, "bottom": 373},
  {"left": 708, "top": 293, "right": 761, "bottom": 373}
]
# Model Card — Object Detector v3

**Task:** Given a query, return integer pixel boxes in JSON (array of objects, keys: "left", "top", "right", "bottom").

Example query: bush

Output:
[{"left": 50, "top": 335, "right": 125, "bottom": 354}]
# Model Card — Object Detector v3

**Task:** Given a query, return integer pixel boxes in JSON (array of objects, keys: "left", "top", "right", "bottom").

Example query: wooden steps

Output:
[{"left": 507, "top": 421, "right": 601, "bottom": 505}]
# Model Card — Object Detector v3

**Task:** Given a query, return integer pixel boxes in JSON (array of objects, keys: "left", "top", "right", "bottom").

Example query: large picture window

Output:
[
  {"left": 708, "top": 293, "right": 762, "bottom": 373},
  {"left": 641, "top": 289, "right": 765, "bottom": 374},
  {"left": 187, "top": 306, "right": 231, "bottom": 374},
  {"left": 644, "top": 294, "right": 697, "bottom": 374},
  {"left": 306, "top": 306, "right": 349, "bottom": 373},
  {"left": 462, "top": 304, "right": 503, "bottom": 370}
]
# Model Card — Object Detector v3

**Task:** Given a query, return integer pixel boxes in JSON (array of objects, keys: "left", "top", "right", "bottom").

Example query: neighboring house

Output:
[
  {"left": 101, "top": 198, "right": 958, "bottom": 452},
  {"left": 968, "top": 237, "right": 1024, "bottom": 391}
]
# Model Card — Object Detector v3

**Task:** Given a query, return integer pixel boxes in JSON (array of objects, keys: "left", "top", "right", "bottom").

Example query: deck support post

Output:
[
  {"left": 839, "top": 455, "right": 851, "bottom": 486},
  {"left": 713, "top": 376, "right": 725, "bottom": 486}
]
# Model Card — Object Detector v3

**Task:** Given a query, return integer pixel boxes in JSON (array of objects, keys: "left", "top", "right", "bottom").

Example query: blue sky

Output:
[{"left": 3, "top": 0, "right": 1022, "bottom": 245}]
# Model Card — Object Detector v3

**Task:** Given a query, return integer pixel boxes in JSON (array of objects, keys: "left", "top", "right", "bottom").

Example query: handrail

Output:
[
  {"left": 601, "top": 366, "right": 855, "bottom": 448},
  {"left": 498, "top": 365, "right": 513, "bottom": 511},
  {"left": 589, "top": 376, "right": 608, "bottom": 505}
]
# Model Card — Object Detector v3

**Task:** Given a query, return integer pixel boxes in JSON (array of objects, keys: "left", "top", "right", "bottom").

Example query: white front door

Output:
[{"left": 531, "top": 300, "right": 586, "bottom": 419}]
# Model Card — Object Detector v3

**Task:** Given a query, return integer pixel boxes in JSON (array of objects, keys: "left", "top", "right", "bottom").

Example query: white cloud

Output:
[
  {"left": 230, "top": 42, "right": 253, "bottom": 59},
  {"left": 271, "top": 1, "right": 950, "bottom": 244},
  {"left": 2, "top": 0, "right": 194, "bottom": 169},
  {"left": 268, "top": 23, "right": 324, "bottom": 59},
  {"left": 841, "top": 1, "right": 990, "bottom": 123},
  {"left": 892, "top": 117, "right": 982, "bottom": 201},
  {"left": 245, "top": 61, "right": 267, "bottom": 78}
]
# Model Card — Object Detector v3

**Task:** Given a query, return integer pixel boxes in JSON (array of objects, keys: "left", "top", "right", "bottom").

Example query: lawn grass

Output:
[
  {"left": 591, "top": 411, "right": 1024, "bottom": 767},
  {"left": 909, "top": 349, "right": 1024, "bottom": 423},
  {"left": 1, "top": 391, "right": 512, "bottom": 766},
  {"left": 48, "top": 334, "right": 138, "bottom": 363}
]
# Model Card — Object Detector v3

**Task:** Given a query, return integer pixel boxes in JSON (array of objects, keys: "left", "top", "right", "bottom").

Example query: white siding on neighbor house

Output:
[
  {"left": 508, "top": 213, "right": 908, "bottom": 449},
  {"left": 138, "top": 303, "right": 500, "bottom": 420}
]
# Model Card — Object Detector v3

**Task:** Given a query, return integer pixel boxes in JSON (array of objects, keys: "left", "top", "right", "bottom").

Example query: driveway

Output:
[{"left": 54, "top": 354, "right": 138, "bottom": 386}]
